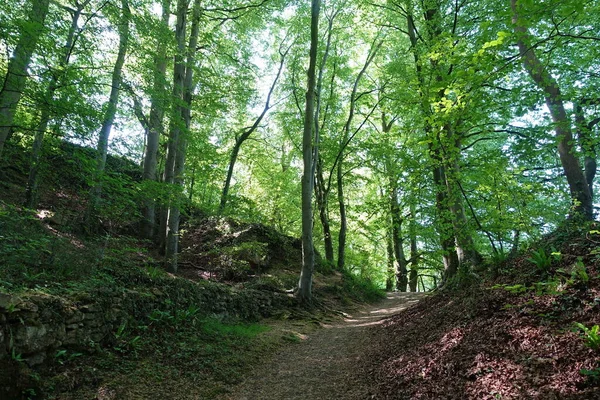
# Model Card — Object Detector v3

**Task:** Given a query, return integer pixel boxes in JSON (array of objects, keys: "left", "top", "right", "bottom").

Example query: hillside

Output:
[
  {"left": 360, "top": 223, "right": 600, "bottom": 399},
  {"left": 0, "top": 143, "right": 383, "bottom": 399}
]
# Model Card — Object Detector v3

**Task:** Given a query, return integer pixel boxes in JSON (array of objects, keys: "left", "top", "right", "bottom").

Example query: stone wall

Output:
[{"left": 0, "top": 280, "right": 291, "bottom": 396}]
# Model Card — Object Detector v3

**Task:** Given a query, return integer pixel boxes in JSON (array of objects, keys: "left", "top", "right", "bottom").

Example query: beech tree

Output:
[{"left": 297, "top": 0, "right": 320, "bottom": 303}]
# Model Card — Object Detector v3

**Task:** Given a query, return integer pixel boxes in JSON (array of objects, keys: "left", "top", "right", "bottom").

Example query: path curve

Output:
[{"left": 222, "top": 292, "right": 425, "bottom": 400}]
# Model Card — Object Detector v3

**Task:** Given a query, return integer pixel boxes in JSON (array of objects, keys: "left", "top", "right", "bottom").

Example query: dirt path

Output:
[{"left": 222, "top": 292, "right": 425, "bottom": 400}]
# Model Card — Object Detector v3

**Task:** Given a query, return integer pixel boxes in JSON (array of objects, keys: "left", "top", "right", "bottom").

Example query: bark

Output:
[
  {"left": 408, "top": 202, "right": 419, "bottom": 292},
  {"left": 313, "top": 11, "right": 336, "bottom": 265},
  {"left": 574, "top": 101, "right": 598, "bottom": 199},
  {"left": 386, "top": 221, "right": 395, "bottom": 291},
  {"left": 86, "top": 0, "right": 131, "bottom": 225},
  {"left": 0, "top": 0, "right": 51, "bottom": 158},
  {"left": 390, "top": 183, "right": 408, "bottom": 292},
  {"left": 432, "top": 150, "right": 459, "bottom": 281},
  {"left": 219, "top": 43, "right": 288, "bottom": 212},
  {"left": 297, "top": 0, "right": 321, "bottom": 303},
  {"left": 511, "top": 0, "right": 592, "bottom": 219},
  {"left": 315, "top": 156, "right": 334, "bottom": 263},
  {"left": 336, "top": 161, "right": 347, "bottom": 271},
  {"left": 141, "top": 0, "right": 171, "bottom": 239},
  {"left": 443, "top": 129, "right": 483, "bottom": 267},
  {"left": 159, "top": 0, "right": 189, "bottom": 249},
  {"left": 165, "top": 0, "right": 201, "bottom": 272}
]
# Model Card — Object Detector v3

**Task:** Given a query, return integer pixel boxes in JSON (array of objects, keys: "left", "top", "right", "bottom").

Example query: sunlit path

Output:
[{"left": 221, "top": 292, "right": 426, "bottom": 400}]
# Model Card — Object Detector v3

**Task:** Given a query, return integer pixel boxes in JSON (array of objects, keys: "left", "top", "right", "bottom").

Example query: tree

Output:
[
  {"left": 0, "top": 0, "right": 51, "bottom": 158},
  {"left": 511, "top": 0, "right": 593, "bottom": 220},
  {"left": 140, "top": 0, "right": 172, "bottom": 239},
  {"left": 85, "top": 0, "right": 131, "bottom": 227},
  {"left": 219, "top": 40, "right": 290, "bottom": 212},
  {"left": 297, "top": 0, "right": 320, "bottom": 303}
]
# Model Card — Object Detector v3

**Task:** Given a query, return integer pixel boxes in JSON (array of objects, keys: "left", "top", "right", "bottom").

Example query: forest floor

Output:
[{"left": 220, "top": 292, "right": 425, "bottom": 400}]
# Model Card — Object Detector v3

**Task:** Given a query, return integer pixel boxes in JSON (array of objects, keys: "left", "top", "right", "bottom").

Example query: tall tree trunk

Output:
[
  {"left": 315, "top": 157, "right": 334, "bottom": 263},
  {"left": 0, "top": 0, "right": 50, "bottom": 158},
  {"left": 386, "top": 220, "right": 396, "bottom": 291},
  {"left": 297, "top": 0, "right": 321, "bottom": 303},
  {"left": 432, "top": 149, "right": 459, "bottom": 281},
  {"left": 511, "top": 0, "right": 592, "bottom": 219},
  {"left": 408, "top": 202, "right": 419, "bottom": 292},
  {"left": 25, "top": 1, "right": 90, "bottom": 208},
  {"left": 165, "top": 0, "right": 201, "bottom": 272},
  {"left": 86, "top": 0, "right": 131, "bottom": 226},
  {"left": 312, "top": 11, "right": 336, "bottom": 265},
  {"left": 159, "top": 0, "right": 189, "bottom": 249},
  {"left": 443, "top": 129, "right": 482, "bottom": 268},
  {"left": 390, "top": 182, "right": 408, "bottom": 291},
  {"left": 575, "top": 101, "right": 598, "bottom": 199},
  {"left": 141, "top": 0, "right": 171, "bottom": 239},
  {"left": 336, "top": 161, "right": 347, "bottom": 270},
  {"left": 406, "top": 1, "right": 463, "bottom": 282}
]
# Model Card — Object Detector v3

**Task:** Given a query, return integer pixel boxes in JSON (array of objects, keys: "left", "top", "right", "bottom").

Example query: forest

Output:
[{"left": 1, "top": 0, "right": 599, "bottom": 398}]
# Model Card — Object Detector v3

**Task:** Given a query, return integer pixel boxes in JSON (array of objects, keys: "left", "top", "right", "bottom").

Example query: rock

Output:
[
  {"left": 0, "top": 293, "right": 15, "bottom": 311},
  {"left": 25, "top": 352, "right": 46, "bottom": 367},
  {"left": 81, "top": 304, "right": 102, "bottom": 313},
  {"left": 14, "top": 325, "right": 53, "bottom": 353},
  {"left": 66, "top": 311, "right": 84, "bottom": 324}
]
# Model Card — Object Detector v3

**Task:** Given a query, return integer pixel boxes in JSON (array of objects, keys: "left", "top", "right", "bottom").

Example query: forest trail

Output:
[{"left": 222, "top": 292, "right": 425, "bottom": 400}]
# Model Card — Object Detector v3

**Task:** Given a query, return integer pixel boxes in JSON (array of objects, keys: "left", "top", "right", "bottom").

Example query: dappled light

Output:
[{"left": 1, "top": 0, "right": 599, "bottom": 397}]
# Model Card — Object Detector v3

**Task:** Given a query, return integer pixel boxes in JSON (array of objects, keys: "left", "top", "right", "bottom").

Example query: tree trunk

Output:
[
  {"left": 390, "top": 183, "right": 408, "bottom": 292},
  {"left": 315, "top": 157, "right": 334, "bottom": 263},
  {"left": 86, "top": 0, "right": 131, "bottom": 226},
  {"left": 432, "top": 151, "right": 459, "bottom": 281},
  {"left": 408, "top": 202, "right": 419, "bottom": 292},
  {"left": 443, "top": 129, "right": 483, "bottom": 268},
  {"left": 159, "top": 0, "right": 189, "bottom": 249},
  {"left": 386, "top": 221, "right": 395, "bottom": 291},
  {"left": 312, "top": 11, "right": 336, "bottom": 266},
  {"left": 336, "top": 161, "right": 347, "bottom": 271},
  {"left": 165, "top": 0, "right": 201, "bottom": 273},
  {"left": 0, "top": 0, "right": 50, "bottom": 158},
  {"left": 511, "top": 0, "right": 592, "bottom": 219},
  {"left": 575, "top": 101, "right": 598, "bottom": 199},
  {"left": 141, "top": 0, "right": 171, "bottom": 239},
  {"left": 297, "top": 0, "right": 321, "bottom": 303}
]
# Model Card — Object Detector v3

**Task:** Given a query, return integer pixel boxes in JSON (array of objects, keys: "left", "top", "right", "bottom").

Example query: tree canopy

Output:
[{"left": 1, "top": 0, "right": 599, "bottom": 299}]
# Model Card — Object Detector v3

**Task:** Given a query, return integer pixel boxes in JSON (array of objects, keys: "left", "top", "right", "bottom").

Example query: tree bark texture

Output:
[
  {"left": 297, "top": 0, "right": 321, "bottom": 303},
  {"left": 159, "top": 0, "right": 189, "bottom": 249},
  {"left": 390, "top": 183, "right": 408, "bottom": 292},
  {"left": 141, "top": 0, "right": 172, "bottom": 239},
  {"left": 165, "top": 0, "right": 201, "bottom": 272}
]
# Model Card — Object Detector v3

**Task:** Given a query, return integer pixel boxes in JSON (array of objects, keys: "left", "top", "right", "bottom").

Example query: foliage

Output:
[
  {"left": 574, "top": 323, "right": 600, "bottom": 351},
  {"left": 340, "top": 271, "right": 385, "bottom": 303},
  {"left": 527, "top": 248, "right": 560, "bottom": 274}
]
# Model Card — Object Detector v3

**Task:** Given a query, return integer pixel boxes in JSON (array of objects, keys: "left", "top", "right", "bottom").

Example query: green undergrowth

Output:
[{"left": 32, "top": 316, "right": 276, "bottom": 399}]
